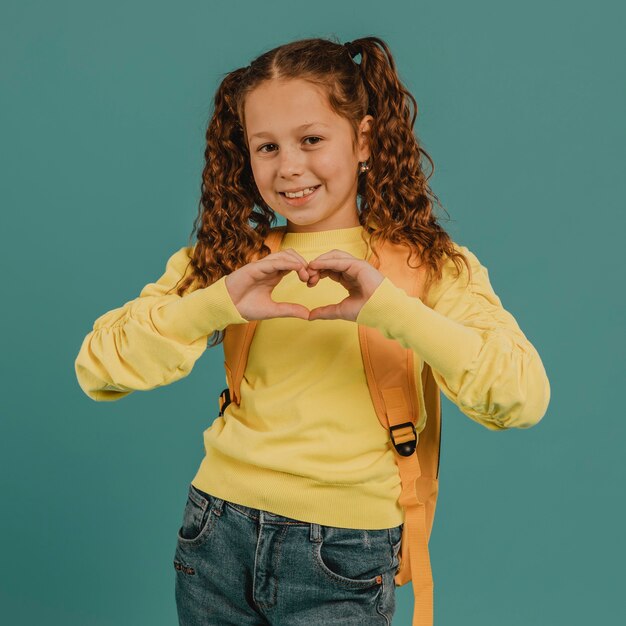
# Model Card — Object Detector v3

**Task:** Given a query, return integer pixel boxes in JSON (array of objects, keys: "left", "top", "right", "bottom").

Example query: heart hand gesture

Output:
[
  {"left": 306, "top": 250, "right": 385, "bottom": 322},
  {"left": 224, "top": 249, "right": 313, "bottom": 321},
  {"left": 224, "top": 248, "right": 385, "bottom": 323}
]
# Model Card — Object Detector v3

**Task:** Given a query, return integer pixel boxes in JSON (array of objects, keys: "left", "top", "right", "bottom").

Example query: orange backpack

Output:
[{"left": 218, "top": 225, "right": 440, "bottom": 626}]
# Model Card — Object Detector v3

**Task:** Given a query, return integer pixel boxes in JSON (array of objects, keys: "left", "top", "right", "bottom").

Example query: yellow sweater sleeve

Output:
[
  {"left": 356, "top": 244, "right": 551, "bottom": 431},
  {"left": 74, "top": 246, "right": 248, "bottom": 402}
]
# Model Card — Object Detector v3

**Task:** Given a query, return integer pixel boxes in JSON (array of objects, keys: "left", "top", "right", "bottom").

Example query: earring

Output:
[{"left": 359, "top": 160, "right": 370, "bottom": 173}]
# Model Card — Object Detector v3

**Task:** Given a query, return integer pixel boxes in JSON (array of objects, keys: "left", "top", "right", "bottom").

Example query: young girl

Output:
[{"left": 75, "top": 36, "right": 550, "bottom": 626}]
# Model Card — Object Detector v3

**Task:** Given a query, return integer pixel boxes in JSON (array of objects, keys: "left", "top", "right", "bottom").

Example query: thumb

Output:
[
  {"left": 273, "top": 302, "right": 311, "bottom": 320},
  {"left": 307, "top": 304, "right": 340, "bottom": 321}
]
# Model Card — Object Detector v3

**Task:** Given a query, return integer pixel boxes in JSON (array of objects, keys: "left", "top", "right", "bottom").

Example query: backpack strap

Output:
[{"left": 359, "top": 238, "right": 439, "bottom": 626}]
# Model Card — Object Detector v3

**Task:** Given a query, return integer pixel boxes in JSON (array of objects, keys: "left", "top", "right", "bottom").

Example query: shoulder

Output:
[
  {"left": 150, "top": 244, "right": 198, "bottom": 293},
  {"left": 164, "top": 245, "right": 195, "bottom": 273},
  {"left": 423, "top": 241, "right": 473, "bottom": 287},
  {"left": 424, "top": 241, "right": 493, "bottom": 308}
]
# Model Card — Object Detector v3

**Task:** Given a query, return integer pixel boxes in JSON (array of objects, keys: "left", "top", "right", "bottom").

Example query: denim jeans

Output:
[{"left": 173, "top": 483, "right": 403, "bottom": 625}]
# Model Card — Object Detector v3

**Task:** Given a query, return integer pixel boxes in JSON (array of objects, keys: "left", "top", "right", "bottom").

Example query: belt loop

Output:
[
  {"left": 310, "top": 522, "right": 322, "bottom": 543},
  {"left": 211, "top": 496, "right": 225, "bottom": 516}
]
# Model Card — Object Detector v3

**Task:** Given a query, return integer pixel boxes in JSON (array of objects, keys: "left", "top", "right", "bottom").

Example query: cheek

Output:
[
  {"left": 250, "top": 162, "right": 272, "bottom": 191},
  {"left": 314, "top": 153, "right": 353, "bottom": 184}
]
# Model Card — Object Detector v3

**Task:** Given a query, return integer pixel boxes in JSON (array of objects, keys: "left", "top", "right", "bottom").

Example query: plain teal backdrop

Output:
[{"left": 2, "top": 0, "right": 624, "bottom": 624}]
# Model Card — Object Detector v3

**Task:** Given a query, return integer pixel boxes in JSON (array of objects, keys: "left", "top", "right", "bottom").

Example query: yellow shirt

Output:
[{"left": 74, "top": 225, "right": 550, "bottom": 529}]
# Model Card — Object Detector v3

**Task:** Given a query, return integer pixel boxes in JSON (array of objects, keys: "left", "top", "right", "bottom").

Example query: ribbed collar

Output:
[{"left": 281, "top": 224, "right": 369, "bottom": 250}]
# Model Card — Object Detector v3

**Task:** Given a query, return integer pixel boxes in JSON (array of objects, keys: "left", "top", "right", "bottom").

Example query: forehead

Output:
[{"left": 244, "top": 79, "right": 340, "bottom": 137}]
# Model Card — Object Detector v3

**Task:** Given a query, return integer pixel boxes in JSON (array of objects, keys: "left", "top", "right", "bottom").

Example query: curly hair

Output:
[{"left": 172, "top": 35, "right": 471, "bottom": 348}]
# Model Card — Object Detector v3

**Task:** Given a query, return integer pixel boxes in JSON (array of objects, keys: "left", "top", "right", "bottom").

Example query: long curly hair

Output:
[{"left": 173, "top": 35, "right": 471, "bottom": 348}]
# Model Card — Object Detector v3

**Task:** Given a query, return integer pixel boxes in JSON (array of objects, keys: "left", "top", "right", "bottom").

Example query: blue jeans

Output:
[{"left": 173, "top": 483, "right": 403, "bottom": 625}]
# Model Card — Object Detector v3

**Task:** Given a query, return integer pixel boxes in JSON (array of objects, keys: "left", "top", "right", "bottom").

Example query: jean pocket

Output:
[
  {"left": 388, "top": 523, "right": 403, "bottom": 574},
  {"left": 389, "top": 523, "right": 403, "bottom": 554},
  {"left": 176, "top": 484, "right": 216, "bottom": 546},
  {"left": 313, "top": 526, "right": 392, "bottom": 589}
]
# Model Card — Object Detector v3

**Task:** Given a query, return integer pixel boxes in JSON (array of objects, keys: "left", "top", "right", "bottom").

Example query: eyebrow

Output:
[{"left": 250, "top": 122, "right": 330, "bottom": 140}]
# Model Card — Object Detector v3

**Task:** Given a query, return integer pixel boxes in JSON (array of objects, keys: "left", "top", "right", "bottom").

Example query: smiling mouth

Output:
[{"left": 279, "top": 185, "right": 321, "bottom": 198}]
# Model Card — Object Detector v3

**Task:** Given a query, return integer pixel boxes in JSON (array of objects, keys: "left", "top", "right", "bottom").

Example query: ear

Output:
[{"left": 356, "top": 115, "right": 374, "bottom": 162}]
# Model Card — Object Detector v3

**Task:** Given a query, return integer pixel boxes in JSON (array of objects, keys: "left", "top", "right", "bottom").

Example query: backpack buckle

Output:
[
  {"left": 218, "top": 387, "right": 231, "bottom": 416},
  {"left": 389, "top": 422, "right": 417, "bottom": 456}
]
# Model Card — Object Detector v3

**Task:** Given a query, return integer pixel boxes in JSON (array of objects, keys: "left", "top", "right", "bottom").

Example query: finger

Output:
[
  {"left": 308, "top": 303, "right": 341, "bottom": 321},
  {"left": 282, "top": 249, "right": 320, "bottom": 283},
  {"left": 256, "top": 257, "right": 307, "bottom": 280},
  {"left": 314, "top": 268, "right": 343, "bottom": 284},
  {"left": 273, "top": 303, "right": 311, "bottom": 320},
  {"left": 281, "top": 247, "right": 310, "bottom": 267},
  {"left": 307, "top": 257, "right": 357, "bottom": 272},
  {"left": 306, "top": 271, "right": 323, "bottom": 287},
  {"left": 269, "top": 249, "right": 311, "bottom": 283},
  {"left": 302, "top": 267, "right": 342, "bottom": 287},
  {"left": 307, "top": 258, "right": 360, "bottom": 285}
]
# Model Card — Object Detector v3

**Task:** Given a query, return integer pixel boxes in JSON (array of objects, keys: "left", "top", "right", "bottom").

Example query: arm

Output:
[
  {"left": 74, "top": 246, "right": 247, "bottom": 402},
  {"left": 355, "top": 244, "right": 551, "bottom": 431}
]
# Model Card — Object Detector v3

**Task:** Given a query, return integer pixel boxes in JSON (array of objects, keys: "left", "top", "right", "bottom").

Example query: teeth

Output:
[{"left": 284, "top": 186, "right": 318, "bottom": 198}]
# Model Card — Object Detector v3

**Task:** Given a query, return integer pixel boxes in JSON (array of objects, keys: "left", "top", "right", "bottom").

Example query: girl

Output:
[{"left": 75, "top": 36, "right": 550, "bottom": 626}]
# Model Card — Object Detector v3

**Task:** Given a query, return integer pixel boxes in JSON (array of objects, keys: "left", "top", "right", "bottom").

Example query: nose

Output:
[{"left": 277, "top": 145, "right": 305, "bottom": 179}]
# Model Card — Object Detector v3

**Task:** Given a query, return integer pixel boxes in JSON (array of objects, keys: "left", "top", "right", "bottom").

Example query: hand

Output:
[
  {"left": 225, "top": 249, "right": 314, "bottom": 321},
  {"left": 306, "top": 250, "right": 385, "bottom": 322}
]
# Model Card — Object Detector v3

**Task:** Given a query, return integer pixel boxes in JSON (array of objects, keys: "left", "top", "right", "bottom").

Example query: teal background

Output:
[{"left": 2, "top": 0, "right": 624, "bottom": 624}]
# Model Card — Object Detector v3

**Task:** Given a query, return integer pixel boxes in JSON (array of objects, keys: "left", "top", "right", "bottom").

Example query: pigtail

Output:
[
  {"left": 350, "top": 36, "right": 471, "bottom": 292},
  {"left": 175, "top": 67, "right": 277, "bottom": 347},
  {"left": 175, "top": 71, "right": 274, "bottom": 276}
]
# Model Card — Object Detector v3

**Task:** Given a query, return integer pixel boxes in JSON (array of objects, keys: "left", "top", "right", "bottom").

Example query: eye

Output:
[
  {"left": 304, "top": 136, "right": 322, "bottom": 145},
  {"left": 257, "top": 136, "right": 323, "bottom": 153}
]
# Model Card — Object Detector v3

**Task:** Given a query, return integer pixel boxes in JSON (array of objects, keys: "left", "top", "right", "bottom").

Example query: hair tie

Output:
[{"left": 343, "top": 40, "right": 360, "bottom": 59}]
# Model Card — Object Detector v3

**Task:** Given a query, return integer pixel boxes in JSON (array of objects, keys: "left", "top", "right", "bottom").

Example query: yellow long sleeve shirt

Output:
[{"left": 74, "top": 225, "right": 550, "bottom": 529}]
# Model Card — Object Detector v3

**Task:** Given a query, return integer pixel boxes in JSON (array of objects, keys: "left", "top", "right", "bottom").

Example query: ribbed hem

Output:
[
  {"left": 356, "top": 276, "right": 483, "bottom": 383},
  {"left": 191, "top": 439, "right": 405, "bottom": 530},
  {"left": 151, "top": 274, "right": 248, "bottom": 344}
]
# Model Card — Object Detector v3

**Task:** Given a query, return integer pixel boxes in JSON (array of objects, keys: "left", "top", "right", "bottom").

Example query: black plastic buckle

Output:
[
  {"left": 218, "top": 387, "right": 231, "bottom": 416},
  {"left": 389, "top": 422, "right": 417, "bottom": 457}
]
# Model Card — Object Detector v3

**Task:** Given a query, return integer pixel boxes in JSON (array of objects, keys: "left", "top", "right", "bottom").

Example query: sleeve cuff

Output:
[
  {"left": 356, "top": 277, "right": 483, "bottom": 382},
  {"left": 151, "top": 274, "right": 248, "bottom": 344}
]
